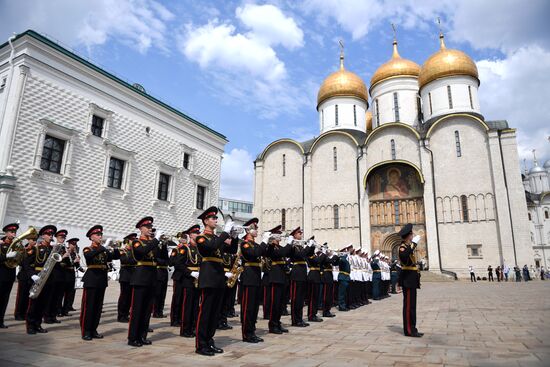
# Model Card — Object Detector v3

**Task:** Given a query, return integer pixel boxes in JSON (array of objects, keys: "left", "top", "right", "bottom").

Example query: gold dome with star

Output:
[
  {"left": 418, "top": 34, "right": 479, "bottom": 89},
  {"left": 370, "top": 40, "right": 421, "bottom": 90},
  {"left": 317, "top": 54, "right": 368, "bottom": 108}
]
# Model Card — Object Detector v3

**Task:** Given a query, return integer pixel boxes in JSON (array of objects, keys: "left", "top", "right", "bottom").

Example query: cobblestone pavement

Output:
[{"left": 0, "top": 280, "right": 549, "bottom": 367}]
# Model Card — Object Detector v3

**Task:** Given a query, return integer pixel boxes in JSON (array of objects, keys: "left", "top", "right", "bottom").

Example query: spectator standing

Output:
[
  {"left": 522, "top": 265, "right": 530, "bottom": 281},
  {"left": 503, "top": 265, "right": 510, "bottom": 282},
  {"left": 514, "top": 266, "right": 521, "bottom": 282},
  {"left": 495, "top": 266, "right": 501, "bottom": 282},
  {"left": 468, "top": 266, "right": 476, "bottom": 282},
  {"left": 487, "top": 265, "right": 494, "bottom": 282}
]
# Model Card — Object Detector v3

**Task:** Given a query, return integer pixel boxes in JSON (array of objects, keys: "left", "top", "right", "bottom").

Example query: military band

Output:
[{"left": 0, "top": 212, "right": 420, "bottom": 355}]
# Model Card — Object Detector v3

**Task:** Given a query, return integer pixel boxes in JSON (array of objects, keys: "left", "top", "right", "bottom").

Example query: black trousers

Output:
[
  {"left": 0, "top": 280, "right": 14, "bottom": 324},
  {"left": 218, "top": 286, "right": 230, "bottom": 326},
  {"left": 268, "top": 283, "right": 284, "bottom": 330},
  {"left": 470, "top": 273, "right": 476, "bottom": 282},
  {"left": 402, "top": 287, "right": 418, "bottom": 336},
  {"left": 118, "top": 281, "right": 132, "bottom": 319},
  {"left": 262, "top": 284, "right": 271, "bottom": 319},
  {"left": 170, "top": 280, "right": 183, "bottom": 325},
  {"left": 152, "top": 279, "right": 168, "bottom": 317},
  {"left": 45, "top": 281, "right": 64, "bottom": 320},
  {"left": 322, "top": 281, "right": 334, "bottom": 314},
  {"left": 195, "top": 287, "right": 223, "bottom": 350},
  {"left": 80, "top": 287, "right": 106, "bottom": 336},
  {"left": 241, "top": 285, "right": 260, "bottom": 339},
  {"left": 128, "top": 284, "right": 154, "bottom": 342},
  {"left": 180, "top": 286, "right": 199, "bottom": 335},
  {"left": 62, "top": 279, "right": 76, "bottom": 313},
  {"left": 488, "top": 273, "right": 494, "bottom": 281},
  {"left": 26, "top": 283, "right": 53, "bottom": 331},
  {"left": 290, "top": 280, "right": 306, "bottom": 325},
  {"left": 307, "top": 282, "right": 320, "bottom": 320},
  {"left": 14, "top": 280, "right": 30, "bottom": 319}
]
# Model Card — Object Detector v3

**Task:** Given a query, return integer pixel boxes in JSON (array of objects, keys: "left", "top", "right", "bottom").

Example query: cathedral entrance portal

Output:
[{"left": 366, "top": 162, "right": 427, "bottom": 263}]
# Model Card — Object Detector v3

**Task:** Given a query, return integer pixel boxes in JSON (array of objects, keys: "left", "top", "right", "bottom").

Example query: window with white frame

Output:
[
  {"left": 31, "top": 119, "right": 78, "bottom": 182},
  {"left": 153, "top": 161, "right": 177, "bottom": 206},
  {"left": 87, "top": 104, "right": 112, "bottom": 139},
  {"left": 183, "top": 153, "right": 191, "bottom": 170},
  {"left": 467, "top": 244, "right": 482, "bottom": 259},
  {"left": 196, "top": 185, "right": 206, "bottom": 210},
  {"left": 181, "top": 144, "right": 195, "bottom": 171},
  {"left": 101, "top": 142, "right": 135, "bottom": 197}
]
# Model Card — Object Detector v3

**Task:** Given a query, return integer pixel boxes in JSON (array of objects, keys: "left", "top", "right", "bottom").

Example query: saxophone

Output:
[
  {"left": 226, "top": 247, "right": 243, "bottom": 288},
  {"left": 29, "top": 242, "right": 63, "bottom": 299}
]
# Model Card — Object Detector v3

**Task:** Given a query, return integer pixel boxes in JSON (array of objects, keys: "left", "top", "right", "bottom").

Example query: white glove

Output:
[
  {"left": 261, "top": 232, "right": 271, "bottom": 244},
  {"left": 322, "top": 248, "right": 327, "bottom": 254},
  {"left": 224, "top": 272, "right": 234, "bottom": 279},
  {"left": 190, "top": 271, "right": 199, "bottom": 279},
  {"left": 104, "top": 238, "right": 113, "bottom": 247},
  {"left": 412, "top": 235, "right": 421, "bottom": 245},
  {"left": 6, "top": 251, "right": 17, "bottom": 259},
  {"left": 31, "top": 275, "right": 40, "bottom": 282},
  {"left": 286, "top": 235, "right": 294, "bottom": 245},
  {"left": 223, "top": 220, "right": 234, "bottom": 233},
  {"left": 155, "top": 230, "right": 164, "bottom": 240},
  {"left": 307, "top": 239, "right": 315, "bottom": 247}
]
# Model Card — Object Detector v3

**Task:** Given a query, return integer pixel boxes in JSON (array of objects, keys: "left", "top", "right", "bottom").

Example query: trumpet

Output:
[{"left": 230, "top": 225, "right": 253, "bottom": 236}]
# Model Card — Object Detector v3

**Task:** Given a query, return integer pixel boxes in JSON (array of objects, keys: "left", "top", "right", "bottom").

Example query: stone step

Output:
[{"left": 419, "top": 270, "right": 456, "bottom": 282}]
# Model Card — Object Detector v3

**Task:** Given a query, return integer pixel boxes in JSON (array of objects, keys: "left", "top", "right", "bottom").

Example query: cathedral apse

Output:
[{"left": 367, "top": 163, "right": 427, "bottom": 264}]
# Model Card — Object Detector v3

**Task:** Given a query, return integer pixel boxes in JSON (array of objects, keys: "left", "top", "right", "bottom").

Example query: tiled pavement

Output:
[{"left": 0, "top": 280, "right": 549, "bottom": 366}]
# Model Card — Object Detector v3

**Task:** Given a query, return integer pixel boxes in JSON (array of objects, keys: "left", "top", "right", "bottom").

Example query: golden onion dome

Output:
[
  {"left": 370, "top": 40, "right": 420, "bottom": 90},
  {"left": 365, "top": 111, "right": 373, "bottom": 131},
  {"left": 317, "top": 54, "right": 368, "bottom": 108},
  {"left": 419, "top": 34, "right": 479, "bottom": 89}
]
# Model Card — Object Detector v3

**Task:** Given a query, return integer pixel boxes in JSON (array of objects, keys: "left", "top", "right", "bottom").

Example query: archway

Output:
[{"left": 366, "top": 162, "right": 428, "bottom": 263}]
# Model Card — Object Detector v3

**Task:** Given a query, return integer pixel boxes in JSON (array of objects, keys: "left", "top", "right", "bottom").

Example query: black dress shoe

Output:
[
  {"left": 148, "top": 328, "right": 153, "bottom": 332},
  {"left": 337, "top": 307, "right": 349, "bottom": 312},
  {"left": 302, "top": 322, "right": 310, "bottom": 327},
  {"left": 209, "top": 345, "right": 223, "bottom": 353},
  {"left": 217, "top": 323, "right": 232, "bottom": 330},
  {"left": 92, "top": 332, "right": 104, "bottom": 339},
  {"left": 308, "top": 317, "right": 323, "bottom": 322},
  {"left": 0, "top": 323, "right": 8, "bottom": 329},
  {"left": 53, "top": 318, "right": 61, "bottom": 323},
  {"left": 36, "top": 327, "right": 48, "bottom": 333},
  {"left": 180, "top": 332, "right": 194, "bottom": 338},
  {"left": 269, "top": 328, "right": 283, "bottom": 334},
  {"left": 170, "top": 321, "right": 181, "bottom": 327},
  {"left": 279, "top": 326, "right": 289, "bottom": 333},
  {"left": 140, "top": 338, "right": 152, "bottom": 345},
  {"left": 323, "top": 313, "right": 336, "bottom": 318},
  {"left": 27, "top": 328, "right": 37, "bottom": 335},
  {"left": 405, "top": 332, "right": 423, "bottom": 338},
  {"left": 413, "top": 332, "right": 424, "bottom": 337},
  {"left": 292, "top": 322, "right": 306, "bottom": 327},
  {"left": 243, "top": 336, "right": 259, "bottom": 343},
  {"left": 253, "top": 335, "right": 264, "bottom": 342},
  {"left": 128, "top": 340, "right": 143, "bottom": 347},
  {"left": 118, "top": 317, "right": 130, "bottom": 323},
  {"left": 196, "top": 348, "right": 214, "bottom": 356},
  {"left": 82, "top": 334, "right": 93, "bottom": 341}
]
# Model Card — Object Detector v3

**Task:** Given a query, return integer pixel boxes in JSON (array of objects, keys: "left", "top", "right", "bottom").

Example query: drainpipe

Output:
[
  {"left": 422, "top": 140, "right": 457, "bottom": 280},
  {"left": 356, "top": 145, "right": 364, "bottom": 248},
  {"left": 0, "top": 34, "right": 17, "bottom": 141}
]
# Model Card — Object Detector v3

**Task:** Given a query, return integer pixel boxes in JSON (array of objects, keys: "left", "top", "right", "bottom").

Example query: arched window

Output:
[
  {"left": 333, "top": 147, "right": 337, "bottom": 171},
  {"left": 447, "top": 85, "right": 453, "bottom": 109},
  {"left": 428, "top": 92, "right": 433, "bottom": 115},
  {"left": 455, "top": 131, "right": 462, "bottom": 157},
  {"left": 461, "top": 195, "right": 469, "bottom": 222},
  {"left": 528, "top": 212, "right": 531, "bottom": 221},
  {"left": 545, "top": 210, "right": 549, "bottom": 219},
  {"left": 335, "top": 105, "right": 339, "bottom": 126},
  {"left": 281, "top": 208, "right": 286, "bottom": 230},
  {"left": 393, "top": 92, "right": 400, "bottom": 121},
  {"left": 391, "top": 139, "right": 396, "bottom": 159},
  {"left": 282, "top": 154, "right": 286, "bottom": 176},
  {"left": 375, "top": 99, "right": 380, "bottom": 126},
  {"left": 353, "top": 105, "right": 357, "bottom": 126},
  {"left": 333, "top": 205, "right": 339, "bottom": 229},
  {"left": 468, "top": 86, "right": 474, "bottom": 109}
]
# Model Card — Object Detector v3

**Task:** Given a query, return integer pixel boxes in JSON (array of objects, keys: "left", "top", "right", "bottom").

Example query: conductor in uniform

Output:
[
  {"left": 194, "top": 207, "right": 238, "bottom": 356},
  {"left": 397, "top": 223, "right": 423, "bottom": 337}
]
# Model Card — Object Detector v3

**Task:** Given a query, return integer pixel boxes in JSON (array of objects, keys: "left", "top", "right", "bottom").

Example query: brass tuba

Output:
[
  {"left": 226, "top": 247, "right": 243, "bottom": 288},
  {"left": 5, "top": 226, "right": 38, "bottom": 268}
]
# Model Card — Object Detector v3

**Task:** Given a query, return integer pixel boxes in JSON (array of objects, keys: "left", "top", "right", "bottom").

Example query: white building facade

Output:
[
  {"left": 254, "top": 36, "right": 534, "bottom": 278},
  {"left": 0, "top": 30, "right": 227, "bottom": 240}
]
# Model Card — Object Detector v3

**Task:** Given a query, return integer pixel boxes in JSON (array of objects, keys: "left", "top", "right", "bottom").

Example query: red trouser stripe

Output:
[
  {"left": 80, "top": 289, "right": 87, "bottom": 336},
  {"left": 180, "top": 288, "right": 187, "bottom": 334},
  {"left": 195, "top": 289, "right": 205, "bottom": 349}
]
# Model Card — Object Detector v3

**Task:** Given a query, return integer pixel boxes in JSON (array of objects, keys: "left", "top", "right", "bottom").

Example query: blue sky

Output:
[{"left": 1, "top": 0, "right": 549, "bottom": 201}]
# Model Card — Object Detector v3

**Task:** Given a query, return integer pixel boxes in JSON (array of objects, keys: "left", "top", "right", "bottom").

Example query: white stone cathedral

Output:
[{"left": 253, "top": 33, "right": 535, "bottom": 278}]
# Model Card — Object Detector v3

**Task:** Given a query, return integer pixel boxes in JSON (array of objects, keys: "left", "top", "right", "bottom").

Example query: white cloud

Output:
[
  {"left": 236, "top": 4, "right": 304, "bottom": 50},
  {"left": 0, "top": 0, "right": 174, "bottom": 53},
  {"left": 477, "top": 46, "right": 550, "bottom": 163},
  {"left": 178, "top": 4, "right": 308, "bottom": 118},
  {"left": 220, "top": 148, "right": 255, "bottom": 201}
]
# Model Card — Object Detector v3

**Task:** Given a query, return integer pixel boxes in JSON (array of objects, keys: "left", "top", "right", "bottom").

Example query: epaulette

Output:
[
  {"left": 170, "top": 248, "right": 177, "bottom": 257},
  {"left": 132, "top": 239, "right": 143, "bottom": 248},
  {"left": 83, "top": 247, "right": 91, "bottom": 253},
  {"left": 196, "top": 235, "right": 207, "bottom": 245}
]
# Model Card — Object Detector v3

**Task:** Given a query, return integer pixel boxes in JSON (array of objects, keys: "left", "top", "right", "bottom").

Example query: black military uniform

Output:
[
  {"left": 218, "top": 252, "right": 235, "bottom": 330},
  {"left": 306, "top": 250, "right": 325, "bottom": 322},
  {"left": 25, "top": 225, "right": 57, "bottom": 334},
  {"left": 397, "top": 223, "right": 422, "bottom": 337},
  {"left": 15, "top": 233, "right": 36, "bottom": 321},
  {"left": 44, "top": 229, "right": 67, "bottom": 324},
  {"left": 321, "top": 251, "right": 338, "bottom": 317},
  {"left": 152, "top": 236, "right": 170, "bottom": 318},
  {"left": 81, "top": 225, "right": 120, "bottom": 340},
  {"left": 265, "top": 225, "right": 292, "bottom": 334},
  {"left": 128, "top": 217, "right": 158, "bottom": 347},
  {"left": 0, "top": 223, "right": 18, "bottom": 328},
  {"left": 59, "top": 238, "right": 81, "bottom": 316},
  {"left": 118, "top": 233, "right": 136, "bottom": 322},
  {"left": 289, "top": 229, "right": 315, "bottom": 327},
  {"left": 195, "top": 207, "right": 238, "bottom": 356},
  {"left": 239, "top": 218, "right": 267, "bottom": 343}
]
